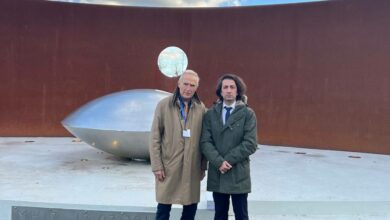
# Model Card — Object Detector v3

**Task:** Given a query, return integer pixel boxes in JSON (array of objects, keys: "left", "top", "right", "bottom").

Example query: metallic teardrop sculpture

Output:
[{"left": 62, "top": 89, "right": 170, "bottom": 159}]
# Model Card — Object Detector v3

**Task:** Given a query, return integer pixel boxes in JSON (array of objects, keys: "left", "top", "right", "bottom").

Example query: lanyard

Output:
[{"left": 179, "top": 97, "right": 191, "bottom": 128}]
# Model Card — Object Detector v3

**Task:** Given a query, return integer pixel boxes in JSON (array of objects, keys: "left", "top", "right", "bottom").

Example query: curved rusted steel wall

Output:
[{"left": 1, "top": 0, "right": 389, "bottom": 154}]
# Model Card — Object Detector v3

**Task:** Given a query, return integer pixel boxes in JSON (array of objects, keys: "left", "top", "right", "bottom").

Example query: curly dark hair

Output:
[{"left": 215, "top": 74, "right": 247, "bottom": 102}]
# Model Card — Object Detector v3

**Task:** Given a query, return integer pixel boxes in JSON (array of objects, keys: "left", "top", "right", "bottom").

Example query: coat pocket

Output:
[{"left": 234, "top": 159, "right": 250, "bottom": 184}]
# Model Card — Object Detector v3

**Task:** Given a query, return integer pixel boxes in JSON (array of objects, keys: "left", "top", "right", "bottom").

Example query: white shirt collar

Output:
[{"left": 223, "top": 101, "right": 236, "bottom": 110}]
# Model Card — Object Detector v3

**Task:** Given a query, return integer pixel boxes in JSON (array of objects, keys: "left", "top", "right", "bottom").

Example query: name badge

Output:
[{"left": 183, "top": 129, "right": 191, "bottom": 138}]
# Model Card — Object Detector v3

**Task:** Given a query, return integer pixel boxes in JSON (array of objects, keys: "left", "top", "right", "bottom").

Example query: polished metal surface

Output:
[{"left": 62, "top": 89, "right": 170, "bottom": 159}]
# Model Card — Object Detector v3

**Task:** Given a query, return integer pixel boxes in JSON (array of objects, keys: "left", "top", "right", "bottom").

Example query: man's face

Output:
[
  {"left": 178, "top": 73, "right": 199, "bottom": 101},
  {"left": 221, "top": 79, "right": 237, "bottom": 104}
]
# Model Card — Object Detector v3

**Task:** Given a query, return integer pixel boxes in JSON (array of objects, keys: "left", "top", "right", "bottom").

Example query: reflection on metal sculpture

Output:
[
  {"left": 157, "top": 46, "right": 188, "bottom": 78},
  {"left": 62, "top": 89, "right": 170, "bottom": 159}
]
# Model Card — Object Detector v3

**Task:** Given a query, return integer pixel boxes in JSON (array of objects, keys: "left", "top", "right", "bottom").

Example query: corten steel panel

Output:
[{"left": 0, "top": 0, "right": 390, "bottom": 154}]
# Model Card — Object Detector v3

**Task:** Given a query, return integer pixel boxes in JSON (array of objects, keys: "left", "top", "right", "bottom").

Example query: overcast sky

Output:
[{"left": 50, "top": 0, "right": 324, "bottom": 7}]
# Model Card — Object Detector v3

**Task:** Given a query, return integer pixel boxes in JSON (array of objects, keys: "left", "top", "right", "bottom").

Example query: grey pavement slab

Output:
[{"left": 1, "top": 137, "right": 390, "bottom": 220}]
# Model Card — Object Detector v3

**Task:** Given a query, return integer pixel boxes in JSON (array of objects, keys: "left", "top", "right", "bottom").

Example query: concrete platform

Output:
[{"left": 1, "top": 137, "right": 390, "bottom": 219}]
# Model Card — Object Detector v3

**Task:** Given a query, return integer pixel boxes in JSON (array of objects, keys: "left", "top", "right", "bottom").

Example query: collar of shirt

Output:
[
  {"left": 178, "top": 95, "right": 192, "bottom": 107},
  {"left": 223, "top": 101, "right": 236, "bottom": 111}
]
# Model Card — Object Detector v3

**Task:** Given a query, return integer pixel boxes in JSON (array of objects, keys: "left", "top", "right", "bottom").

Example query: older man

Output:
[
  {"left": 149, "top": 70, "right": 207, "bottom": 220},
  {"left": 201, "top": 74, "right": 258, "bottom": 220}
]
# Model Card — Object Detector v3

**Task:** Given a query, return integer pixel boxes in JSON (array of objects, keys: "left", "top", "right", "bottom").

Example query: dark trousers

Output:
[
  {"left": 156, "top": 203, "right": 198, "bottom": 220},
  {"left": 213, "top": 192, "right": 248, "bottom": 220}
]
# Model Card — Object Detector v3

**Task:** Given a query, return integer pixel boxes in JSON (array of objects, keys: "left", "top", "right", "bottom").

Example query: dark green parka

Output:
[{"left": 200, "top": 100, "right": 258, "bottom": 194}]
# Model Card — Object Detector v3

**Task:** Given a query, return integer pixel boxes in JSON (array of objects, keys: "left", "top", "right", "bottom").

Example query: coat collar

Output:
[
  {"left": 213, "top": 100, "right": 246, "bottom": 114},
  {"left": 213, "top": 100, "right": 247, "bottom": 130},
  {"left": 171, "top": 87, "right": 201, "bottom": 106}
]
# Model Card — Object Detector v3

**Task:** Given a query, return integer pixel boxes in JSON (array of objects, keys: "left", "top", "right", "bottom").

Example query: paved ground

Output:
[{"left": 1, "top": 137, "right": 390, "bottom": 219}]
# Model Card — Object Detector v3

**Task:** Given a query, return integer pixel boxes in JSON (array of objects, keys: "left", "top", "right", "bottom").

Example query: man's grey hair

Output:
[{"left": 178, "top": 69, "right": 200, "bottom": 85}]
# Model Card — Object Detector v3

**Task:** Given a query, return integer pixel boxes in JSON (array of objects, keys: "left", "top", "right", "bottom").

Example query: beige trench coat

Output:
[{"left": 149, "top": 93, "right": 206, "bottom": 205}]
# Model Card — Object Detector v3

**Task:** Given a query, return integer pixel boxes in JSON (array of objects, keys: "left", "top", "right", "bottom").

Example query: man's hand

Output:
[
  {"left": 219, "top": 161, "right": 232, "bottom": 174},
  {"left": 154, "top": 170, "right": 165, "bottom": 182}
]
